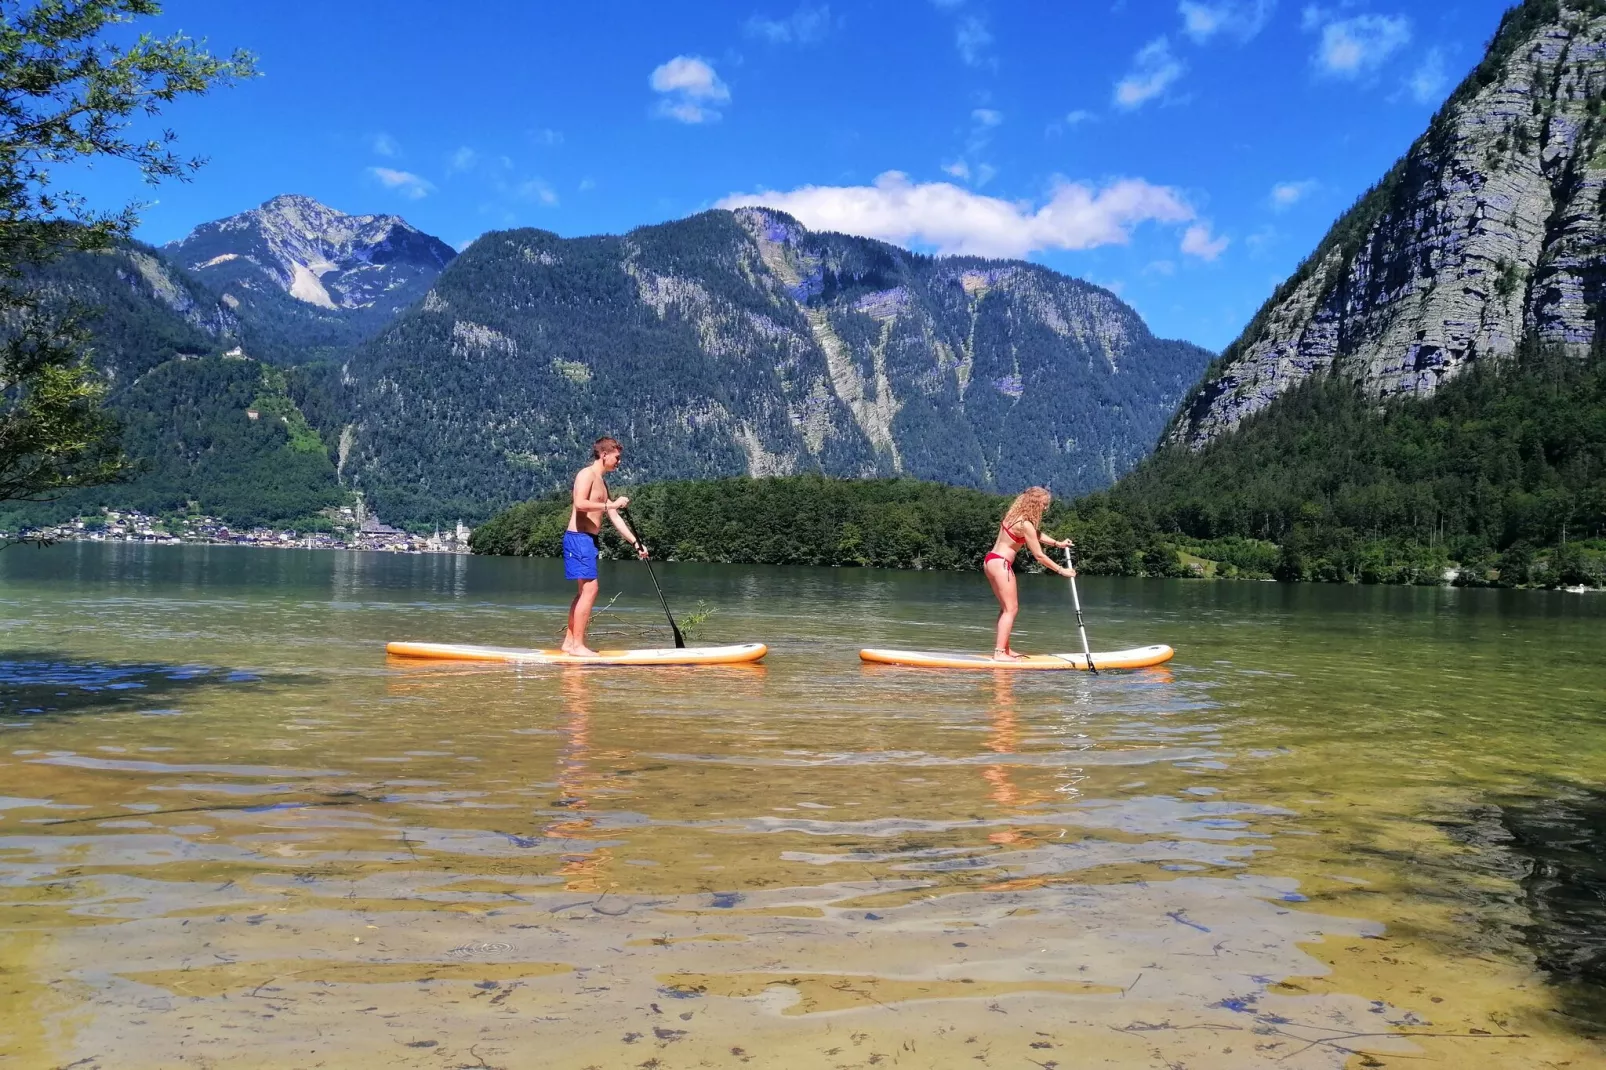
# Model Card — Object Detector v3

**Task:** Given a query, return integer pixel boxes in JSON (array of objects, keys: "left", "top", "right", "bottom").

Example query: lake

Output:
[{"left": 1, "top": 543, "right": 1603, "bottom": 1068}]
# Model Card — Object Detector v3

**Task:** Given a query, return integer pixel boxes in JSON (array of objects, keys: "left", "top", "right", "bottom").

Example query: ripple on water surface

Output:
[{"left": 0, "top": 546, "right": 1603, "bottom": 1067}]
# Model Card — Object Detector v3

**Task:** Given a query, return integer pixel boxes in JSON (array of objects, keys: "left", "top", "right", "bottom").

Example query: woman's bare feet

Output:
[{"left": 991, "top": 648, "right": 1025, "bottom": 662}]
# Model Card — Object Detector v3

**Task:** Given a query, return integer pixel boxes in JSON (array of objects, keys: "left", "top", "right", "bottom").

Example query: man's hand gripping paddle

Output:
[
  {"left": 621, "top": 507, "right": 685, "bottom": 648},
  {"left": 1064, "top": 545, "right": 1097, "bottom": 674}
]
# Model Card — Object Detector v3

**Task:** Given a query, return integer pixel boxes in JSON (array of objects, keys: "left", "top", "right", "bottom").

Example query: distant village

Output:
[{"left": 12, "top": 507, "right": 473, "bottom": 554}]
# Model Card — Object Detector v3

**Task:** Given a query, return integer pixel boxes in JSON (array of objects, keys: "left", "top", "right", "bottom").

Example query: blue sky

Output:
[{"left": 77, "top": 0, "right": 1514, "bottom": 351}]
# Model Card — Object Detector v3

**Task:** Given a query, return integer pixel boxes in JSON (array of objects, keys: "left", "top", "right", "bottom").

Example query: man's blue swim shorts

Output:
[{"left": 562, "top": 530, "right": 599, "bottom": 581}]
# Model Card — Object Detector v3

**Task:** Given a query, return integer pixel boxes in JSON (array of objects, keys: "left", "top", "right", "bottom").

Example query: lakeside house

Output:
[{"left": 9, "top": 509, "right": 472, "bottom": 555}]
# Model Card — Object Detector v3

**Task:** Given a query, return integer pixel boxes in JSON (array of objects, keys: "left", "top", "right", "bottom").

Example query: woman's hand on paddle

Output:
[{"left": 635, "top": 542, "right": 650, "bottom": 560}]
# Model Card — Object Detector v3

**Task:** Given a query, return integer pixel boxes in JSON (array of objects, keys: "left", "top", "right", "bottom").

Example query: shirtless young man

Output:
[{"left": 561, "top": 436, "right": 648, "bottom": 657}]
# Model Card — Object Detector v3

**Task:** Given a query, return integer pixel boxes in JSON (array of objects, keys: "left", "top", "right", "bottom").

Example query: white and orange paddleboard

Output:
[
  {"left": 859, "top": 644, "right": 1173, "bottom": 671},
  {"left": 386, "top": 641, "right": 767, "bottom": 667}
]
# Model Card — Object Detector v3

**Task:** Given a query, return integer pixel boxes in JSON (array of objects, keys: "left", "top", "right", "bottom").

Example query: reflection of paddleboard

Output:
[
  {"left": 386, "top": 641, "right": 767, "bottom": 666},
  {"left": 859, "top": 644, "right": 1173, "bottom": 671}
]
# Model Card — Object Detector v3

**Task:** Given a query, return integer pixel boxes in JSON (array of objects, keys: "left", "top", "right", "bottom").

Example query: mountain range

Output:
[{"left": 6, "top": 195, "right": 1212, "bottom": 528}]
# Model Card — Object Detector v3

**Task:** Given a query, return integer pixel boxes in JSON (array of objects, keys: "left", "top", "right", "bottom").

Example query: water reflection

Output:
[
  {"left": 546, "top": 669, "right": 615, "bottom": 891},
  {"left": 0, "top": 545, "right": 1601, "bottom": 1068}
]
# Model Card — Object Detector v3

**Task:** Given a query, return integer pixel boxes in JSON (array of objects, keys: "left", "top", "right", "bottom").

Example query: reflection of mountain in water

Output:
[{"left": 1499, "top": 790, "right": 1606, "bottom": 1033}]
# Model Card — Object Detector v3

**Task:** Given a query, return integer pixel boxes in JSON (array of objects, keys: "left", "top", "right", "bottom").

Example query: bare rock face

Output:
[
  {"left": 166, "top": 194, "right": 455, "bottom": 312},
  {"left": 340, "top": 207, "right": 1214, "bottom": 522},
  {"left": 1173, "top": 0, "right": 1606, "bottom": 449}
]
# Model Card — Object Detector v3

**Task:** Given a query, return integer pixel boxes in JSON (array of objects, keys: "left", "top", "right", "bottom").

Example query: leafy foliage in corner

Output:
[{"left": 0, "top": 0, "right": 255, "bottom": 507}]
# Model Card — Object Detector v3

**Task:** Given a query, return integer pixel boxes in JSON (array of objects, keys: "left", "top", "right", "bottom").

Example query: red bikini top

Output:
[{"left": 1000, "top": 521, "right": 1026, "bottom": 546}]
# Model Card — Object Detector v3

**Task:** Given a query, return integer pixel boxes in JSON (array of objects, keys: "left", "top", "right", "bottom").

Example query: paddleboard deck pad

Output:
[
  {"left": 387, "top": 641, "right": 767, "bottom": 666},
  {"left": 859, "top": 644, "right": 1173, "bottom": 671}
]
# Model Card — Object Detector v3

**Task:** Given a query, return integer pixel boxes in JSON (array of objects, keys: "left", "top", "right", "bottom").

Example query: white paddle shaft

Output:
[{"left": 1064, "top": 545, "right": 1097, "bottom": 673}]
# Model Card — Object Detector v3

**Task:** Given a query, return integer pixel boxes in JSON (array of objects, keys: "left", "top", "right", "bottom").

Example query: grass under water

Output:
[{"left": 0, "top": 543, "right": 1602, "bottom": 1068}]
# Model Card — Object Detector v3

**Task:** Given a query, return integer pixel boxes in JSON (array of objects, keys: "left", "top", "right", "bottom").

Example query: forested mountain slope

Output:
[
  {"left": 0, "top": 243, "right": 345, "bottom": 530},
  {"left": 343, "top": 207, "right": 1211, "bottom": 524},
  {"left": 1172, "top": 0, "right": 1606, "bottom": 448},
  {"left": 1086, "top": 0, "right": 1606, "bottom": 587}
]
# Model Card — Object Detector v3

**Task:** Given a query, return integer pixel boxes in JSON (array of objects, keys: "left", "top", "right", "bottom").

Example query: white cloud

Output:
[
  {"left": 1179, "top": 0, "right": 1275, "bottom": 44},
  {"left": 448, "top": 146, "right": 478, "bottom": 174},
  {"left": 531, "top": 127, "right": 564, "bottom": 147},
  {"left": 370, "top": 132, "right": 400, "bottom": 157},
  {"left": 1314, "top": 14, "right": 1411, "bottom": 76},
  {"left": 1064, "top": 109, "right": 1095, "bottom": 125},
  {"left": 368, "top": 167, "right": 434, "bottom": 200},
  {"left": 650, "top": 55, "right": 730, "bottom": 123},
  {"left": 941, "top": 160, "right": 971, "bottom": 180},
  {"left": 716, "top": 170, "right": 1195, "bottom": 258},
  {"left": 746, "top": 4, "right": 831, "bottom": 44},
  {"left": 519, "top": 179, "right": 559, "bottom": 206},
  {"left": 578, "top": 178, "right": 596, "bottom": 192},
  {"left": 956, "top": 15, "right": 992, "bottom": 67},
  {"left": 971, "top": 107, "right": 1003, "bottom": 127},
  {"left": 1115, "top": 37, "right": 1184, "bottom": 109},
  {"left": 1408, "top": 47, "right": 1448, "bottom": 103},
  {"left": 1270, "top": 179, "right": 1316, "bottom": 209},
  {"left": 1181, "top": 222, "right": 1229, "bottom": 260}
]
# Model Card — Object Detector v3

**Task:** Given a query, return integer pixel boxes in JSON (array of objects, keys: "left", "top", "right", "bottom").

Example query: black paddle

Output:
[
  {"left": 621, "top": 507, "right": 685, "bottom": 648},
  {"left": 1063, "top": 545, "right": 1097, "bottom": 674}
]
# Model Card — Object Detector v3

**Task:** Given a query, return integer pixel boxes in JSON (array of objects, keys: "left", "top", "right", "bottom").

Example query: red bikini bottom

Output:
[{"left": 983, "top": 552, "right": 1013, "bottom": 571}]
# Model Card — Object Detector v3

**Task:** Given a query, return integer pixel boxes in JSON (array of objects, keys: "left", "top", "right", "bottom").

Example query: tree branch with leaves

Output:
[{"left": 0, "top": 0, "right": 255, "bottom": 510}]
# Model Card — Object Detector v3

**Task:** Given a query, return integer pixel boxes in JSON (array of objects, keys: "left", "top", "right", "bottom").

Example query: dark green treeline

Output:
[
  {"left": 474, "top": 346, "right": 1606, "bottom": 588},
  {"left": 1101, "top": 344, "right": 1606, "bottom": 587},
  {"left": 470, "top": 474, "right": 1201, "bottom": 578}
]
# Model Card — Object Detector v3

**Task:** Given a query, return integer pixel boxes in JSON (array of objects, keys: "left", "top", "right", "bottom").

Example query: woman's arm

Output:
[{"left": 1021, "top": 522, "right": 1074, "bottom": 576}]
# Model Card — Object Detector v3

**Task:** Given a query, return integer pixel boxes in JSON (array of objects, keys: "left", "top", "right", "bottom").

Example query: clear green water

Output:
[{"left": 1, "top": 544, "right": 1603, "bottom": 1069}]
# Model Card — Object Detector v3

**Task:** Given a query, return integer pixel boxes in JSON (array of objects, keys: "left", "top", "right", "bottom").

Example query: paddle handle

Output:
[
  {"left": 1064, "top": 545, "right": 1097, "bottom": 673},
  {"left": 621, "top": 507, "right": 685, "bottom": 648}
]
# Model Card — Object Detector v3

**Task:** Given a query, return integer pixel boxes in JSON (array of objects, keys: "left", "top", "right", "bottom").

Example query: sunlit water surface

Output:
[{"left": 1, "top": 544, "right": 1603, "bottom": 1069}]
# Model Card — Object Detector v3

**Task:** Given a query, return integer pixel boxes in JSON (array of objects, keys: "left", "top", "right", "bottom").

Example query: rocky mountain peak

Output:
[
  {"left": 1171, "top": 0, "right": 1606, "bottom": 449},
  {"left": 166, "top": 194, "right": 455, "bottom": 314}
]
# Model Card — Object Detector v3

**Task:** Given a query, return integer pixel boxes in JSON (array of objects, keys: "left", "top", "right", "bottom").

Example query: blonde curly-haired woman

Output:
[{"left": 983, "top": 487, "right": 1076, "bottom": 661}]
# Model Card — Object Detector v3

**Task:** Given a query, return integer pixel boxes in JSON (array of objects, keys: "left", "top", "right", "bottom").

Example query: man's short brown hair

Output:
[{"left": 592, "top": 436, "right": 621, "bottom": 459}]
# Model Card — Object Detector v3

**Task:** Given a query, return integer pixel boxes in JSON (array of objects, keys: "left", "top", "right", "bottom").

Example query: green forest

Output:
[
  {"left": 1, "top": 356, "right": 348, "bottom": 531},
  {"left": 473, "top": 346, "right": 1606, "bottom": 589},
  {"left": 1100, "top": 344, "right": 1605, "bottom": 586},
  {"left": 471, "top": 473, "right": 1244, "bottom": 579}
]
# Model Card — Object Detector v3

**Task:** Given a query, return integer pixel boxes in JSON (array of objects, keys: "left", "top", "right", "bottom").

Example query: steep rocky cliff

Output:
[
  {"left": 341, "top": 208, "right": 1211, "bottom": 523},
  {"left": 1172, "top": 0, "right": 1606, "bottom": 448}
]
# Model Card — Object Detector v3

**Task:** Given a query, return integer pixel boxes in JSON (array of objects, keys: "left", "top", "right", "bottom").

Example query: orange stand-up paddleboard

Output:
[
  {"left": 859, "top": 644, "right": 1173, "bottom": 671},
  {"left": 387, "top": 641, "right": 767, "bottom": 667}
]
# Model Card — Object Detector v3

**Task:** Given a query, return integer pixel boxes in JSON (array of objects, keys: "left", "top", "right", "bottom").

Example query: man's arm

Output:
[{"left": 607, "top": 508, "right": 649, "bottom": 557}]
